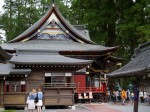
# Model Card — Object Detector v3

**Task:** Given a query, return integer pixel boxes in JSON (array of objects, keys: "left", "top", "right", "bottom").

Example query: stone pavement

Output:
[
  {"left": 5, "top": 102, "right": 150, "bottom": 112},
  {"left": 22, "top": 104, "right": 121, "bottom": 112},
  {"left": 104, "top": 102, "right": 150, "bottom": 112}
]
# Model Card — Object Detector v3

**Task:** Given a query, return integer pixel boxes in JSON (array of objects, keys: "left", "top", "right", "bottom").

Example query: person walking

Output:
[
  {"left": 36, "top": 88, "right": 43, "bottom": 112},
  {"left": 107, "top": 90, "right": 111, "bottom": 102},
  {"left": 131, "top": 91, "right": 134, "bottom": 104},
  {"left": 28, "top": 89, "right": 37, "bottom": 112},
  {"left": 126, "top": 89, "right": 131, "bottom": 102},
  {"left": 118, "top": 90, "right": 121, "bottom": 101},
  {"left": 115, "top": 90, "right": 119, "bottom": 102},
  {"left": 121, "top": 88, "right": 127, "bottom": 105},
  {"left": 113, "top": 90, "right": 116, "bottom": 103},
  {"left": 139, "top": 91, "right": 144, "bottom": 103}
]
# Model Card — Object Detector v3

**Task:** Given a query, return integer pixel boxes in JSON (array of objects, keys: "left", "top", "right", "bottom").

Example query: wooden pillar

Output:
[
  {"left": 0, "top": 79, "right": 4, "bottom": 108},
  {"left": 99, "top": 75, "right": 102, "bottom": 89},
  {"left": 133, "top": 81, "right": 139, "bottom": 112}
]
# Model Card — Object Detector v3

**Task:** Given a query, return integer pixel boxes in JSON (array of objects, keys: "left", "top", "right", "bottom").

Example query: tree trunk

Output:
[{"left": 105, "top": 23, "right": 116, "bottom": 47}]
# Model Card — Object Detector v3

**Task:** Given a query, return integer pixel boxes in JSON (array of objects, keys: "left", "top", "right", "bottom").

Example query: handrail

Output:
[
  {"left": 76, "top": 87, "right": 103, "bottom": 93},
  {"left": 41, "top": 83, "right": 76, "bottom": 88}
]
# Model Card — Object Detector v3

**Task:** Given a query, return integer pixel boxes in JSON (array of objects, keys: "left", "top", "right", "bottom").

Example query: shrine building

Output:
[{"left": 0, "top": 2, "right": 121, "bottom": 108}]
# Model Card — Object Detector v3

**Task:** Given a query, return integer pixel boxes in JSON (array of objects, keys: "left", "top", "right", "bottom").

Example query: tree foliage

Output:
[
  {"left": 0, "top": 0, "right": 71, "bottom": 41},
  {"left": 0, "top": 0, "right": 150, "bottom": 61},
  {"left": 71, "top": 0, "right": 150, "bottom": 61}
]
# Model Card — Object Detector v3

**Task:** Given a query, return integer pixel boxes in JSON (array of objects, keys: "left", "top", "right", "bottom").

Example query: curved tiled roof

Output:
[
  {"left": 0, "top": 63, "right": 31, "bottom": 75},
  {"left": 9, "top": 3, "right": 95, "bottom": 44},
  {"left": 9, "top": 50, "right": 93, "bottom": 65},
  {"left": 0, "top": 63, "right": 11, "bottom": 75},
  {"left": 53, "top": 7, "right": 95, "bottom": 44},
  {"left": 108, "top": 42, "right": 150, "bottom": 77},
  {"left": 0, "top": 46, "right": 12, "bottom": 63},
  {"left": 9, "top": 4, "right": 53, "bottom": 43},
  {"left": 2, "top": 40, "right": 117, "bottom": 53}
]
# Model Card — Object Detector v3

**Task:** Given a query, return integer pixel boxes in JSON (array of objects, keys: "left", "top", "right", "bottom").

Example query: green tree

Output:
[
  {"left": 71, "top": 0, "right": 150, "bottom": 61},
  {"left": 137, "top": 24, "right": 150, "bottom": 43},
  {"left": 71, "top": 0, "right": 118, "bottom": 46},
  {"left": 0, "top": 0, "right": 41, "bottom": 41},
  {"left": 117, "top": 0, "right": 150, "bottom": 59},
  {"left": 0, "top": 0, "right": 71, "bottom": 41}
]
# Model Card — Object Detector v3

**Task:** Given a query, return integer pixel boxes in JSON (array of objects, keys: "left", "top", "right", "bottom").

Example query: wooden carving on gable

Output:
[{"left": 34, "top": 19, "right": 72, "bottom": 41}]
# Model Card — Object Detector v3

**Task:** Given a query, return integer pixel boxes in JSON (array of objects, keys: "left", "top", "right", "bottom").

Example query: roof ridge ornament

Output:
[
  {"left": 50, "top": 19, "right": 56, "bottom": 27},
  {"left": 52, "top": 0, "right": 55, "bottom": 7}
]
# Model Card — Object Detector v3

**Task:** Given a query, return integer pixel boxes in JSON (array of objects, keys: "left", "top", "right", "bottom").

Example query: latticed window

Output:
[{"left": 4, "top": 81, "right": 26, "bottom": 92}]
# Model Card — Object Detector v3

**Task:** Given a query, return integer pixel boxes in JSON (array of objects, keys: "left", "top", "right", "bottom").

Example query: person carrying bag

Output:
[
  {"left": 28, "top": 89, "right": 37, "bottom": 112},
  {"left": 34, "top": 92, "right": 39, "bottom": 103}
]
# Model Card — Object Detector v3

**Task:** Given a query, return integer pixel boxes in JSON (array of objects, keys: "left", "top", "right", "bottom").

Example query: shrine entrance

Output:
[
  {"left": 43, "top": 73, "right": 75, "bottom": 106},
  {"left": 45, "top": 73, "right": 72, "bottom": 84}
]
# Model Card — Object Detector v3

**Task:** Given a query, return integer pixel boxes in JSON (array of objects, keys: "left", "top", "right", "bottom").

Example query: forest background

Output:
[{"left": 0, "top": 0, "right": 150, "bottom": 86}]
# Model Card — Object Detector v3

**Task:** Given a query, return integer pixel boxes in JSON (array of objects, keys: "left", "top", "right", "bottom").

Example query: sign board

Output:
[
  {"left": 65, "top": 73, "right": 72, "bottom": 76},
  {"left": 45, "top": 73, "right": 51, "bottom": 77},
  {"left": 21, "top": 81, "right": 26, "bottom": 85}
]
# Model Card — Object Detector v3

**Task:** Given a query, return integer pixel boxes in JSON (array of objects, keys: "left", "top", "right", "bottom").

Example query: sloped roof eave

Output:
[
  {"left": 9, "top": 5, "right": 53, "bottom": 43},
  {"left": 10, "top": 69, "right": 31, "bottom": 74},
  {"left": 9, "top": 53, "right": 93, "bottom": 65},
  {"left": 1, "top": 40, "right": 118, "bottom": 53},
  {"left": 0, "top": 71, "right": 10, "bottom": 76},
  {"left": 108, "top": 42, "right": 150, "bottom": 78},
  {"left": 9, "top": 3, "right": 96, "bottom": 44},
  {"left": 0, "top": 46, "right": 12, "bottom": 60},
  {"left": 0, "top": 63, "right": 32, "bottom": 76},
  {"left": 53, "top": 7, "right": 96, "bottom": 44},
  {"left": 108, "top": 68, "right": 147, "bottom": 77},
  {"left": 107, "top": 56, "right": 124, "bottom": 62}
]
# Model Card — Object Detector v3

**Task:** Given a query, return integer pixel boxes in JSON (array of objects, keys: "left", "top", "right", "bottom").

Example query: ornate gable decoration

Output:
[
  {"left": 33, "top": 19, "right": 72, "bottom": 41},
  {"left": 50, "top": 19, "right": 56, "bottom": 27},
  {"left": 9, "top": 3, "right": 95, "bottom": 44}
]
